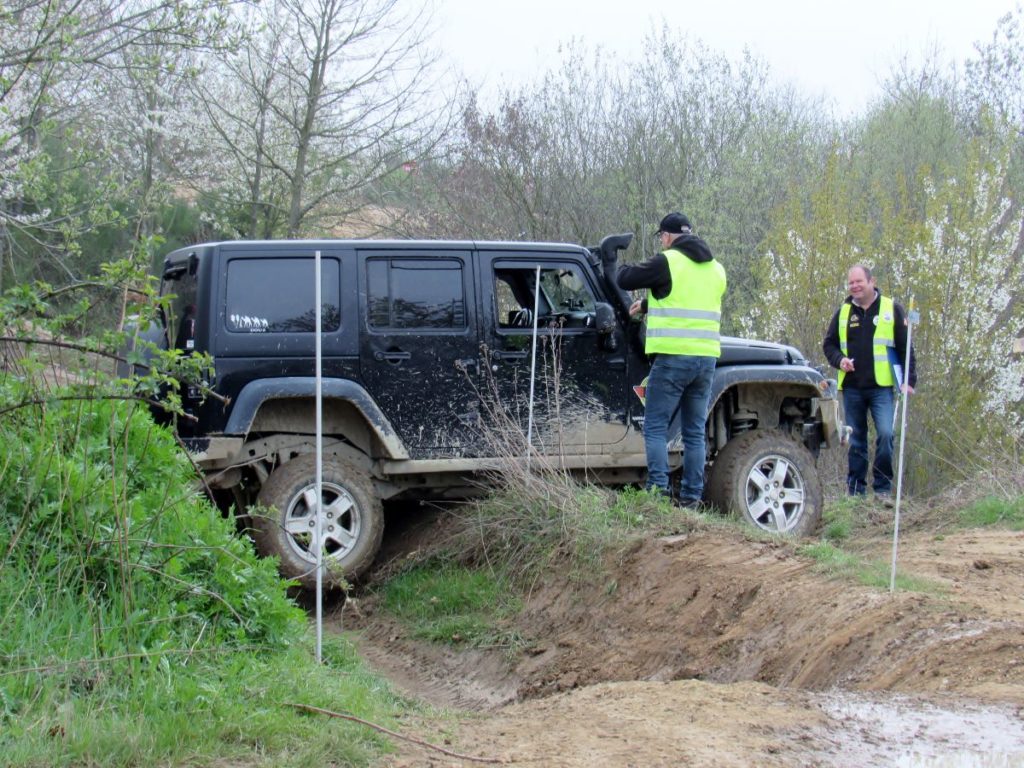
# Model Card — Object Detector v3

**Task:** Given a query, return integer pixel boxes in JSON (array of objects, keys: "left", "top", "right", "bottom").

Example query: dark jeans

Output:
[
  {"left": 842, "top": 386, "right": 895, "bottom": 495},
  {"left": 642, "top": 354, "right": 716, "bottom": 501}
]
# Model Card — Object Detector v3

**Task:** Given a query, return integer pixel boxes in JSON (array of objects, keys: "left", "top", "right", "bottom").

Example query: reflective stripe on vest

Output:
[
  {"left": 645, "top": 250, "right": 727, "bottom": 357},
  {"left": 838, "top": 295, "right": 895, "bottom": 389}
]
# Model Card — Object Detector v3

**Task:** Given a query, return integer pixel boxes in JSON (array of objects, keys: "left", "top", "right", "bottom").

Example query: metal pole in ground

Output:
[
  {"left": 314, "top": 250, "right": 324, "bottom": 661},
  {"left": 525, "top": 265, "right": 542, "bottom": 476},
  {"left": 889, "top": 297, "right": 918, "bottom": 593}
]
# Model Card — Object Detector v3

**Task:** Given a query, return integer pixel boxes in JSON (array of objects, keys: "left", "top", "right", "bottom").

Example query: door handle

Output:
[
  {"left": 492, "top": 350, "right": 528, "bottom": 361},
  {"left": 374, "top": 350, "right": 411, "bottom": 363}
]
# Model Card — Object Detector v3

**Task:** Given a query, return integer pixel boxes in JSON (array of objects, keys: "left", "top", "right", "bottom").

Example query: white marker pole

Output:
[
  {"left": 314, "top": 250, "right": 324, "bottom": 661},
  {"left": 525, "top": 265, "right": 542, "bottom": 475},
  {"left": 889, "top": 297, "right": 917, "bottom": 593}
]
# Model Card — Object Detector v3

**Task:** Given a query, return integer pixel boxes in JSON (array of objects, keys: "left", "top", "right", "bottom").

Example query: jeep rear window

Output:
[
  {"left": 161, "top": 265, "right": 198, "bottom": 351},
  {"left": 225, "top": 258, "right": 340, "bottom": 333},
  {"left": 366, "top": 258, "right": 466, "bottom": 330}
]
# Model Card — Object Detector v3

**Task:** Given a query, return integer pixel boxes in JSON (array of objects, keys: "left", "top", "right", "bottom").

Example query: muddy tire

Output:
[
  {"left": 252, "top": 455, "right": 383, "bottom": 588},
  {"left": 706, "top": 429, "right": 822, "bottom": 536}
]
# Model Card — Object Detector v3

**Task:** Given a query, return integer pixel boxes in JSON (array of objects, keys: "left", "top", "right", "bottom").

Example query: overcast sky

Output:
[{"left": 434, "top": 0, "right": 1019, "bottom": 116}]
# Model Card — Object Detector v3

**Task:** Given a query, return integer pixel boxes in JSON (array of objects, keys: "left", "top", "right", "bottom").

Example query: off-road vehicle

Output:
[{"left": 137, "top": 233, "right": 842, "bottom": 586}]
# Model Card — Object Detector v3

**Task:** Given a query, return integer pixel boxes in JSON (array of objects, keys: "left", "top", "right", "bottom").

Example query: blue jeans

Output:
[
  {"left": 842, "top": 386, "right": 895, "bottom": 495},
  {"left": 643, "top": 354, "right": 716, "bottom": 501}
]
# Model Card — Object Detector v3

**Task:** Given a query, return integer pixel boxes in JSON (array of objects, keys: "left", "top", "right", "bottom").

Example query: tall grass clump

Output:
[
  {"left": 0, "top": 394, "right": 399, "bottom": 766},
  {"left": 451, "top": 336, "right": 699, "bottom": 588}
]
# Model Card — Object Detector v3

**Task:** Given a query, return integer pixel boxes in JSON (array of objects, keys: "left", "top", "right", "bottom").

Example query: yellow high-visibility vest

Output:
[
  {"left": 645, "top": 249, "right": 727, "bottom": 357},
  {"left": 838, "top": 295, "right": 895, "bottom": 389}
]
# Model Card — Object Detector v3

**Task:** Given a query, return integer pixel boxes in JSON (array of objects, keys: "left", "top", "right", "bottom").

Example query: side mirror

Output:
[{"left": 594, "top": 302, "right": 616, "bottom": 334}]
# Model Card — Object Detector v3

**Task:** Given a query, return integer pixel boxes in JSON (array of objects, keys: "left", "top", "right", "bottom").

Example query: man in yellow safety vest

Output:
[
  {"left": 823, "top": 264, "right": 917, "bottom": 499},
  {"left": 617, "top": 212, "right": 727, "bottom": 508}
]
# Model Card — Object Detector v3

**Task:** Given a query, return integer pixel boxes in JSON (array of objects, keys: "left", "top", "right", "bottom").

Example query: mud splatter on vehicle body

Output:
[{"left": 140, "top": 234, "right": 842, "bottom": 585}]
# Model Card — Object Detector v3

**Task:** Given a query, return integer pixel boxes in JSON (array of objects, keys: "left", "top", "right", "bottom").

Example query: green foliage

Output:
[
  {"left": 0, "top": 395, "right": 367, "bottom": 764},
  {"left": 381, "top": 563, "right": 521, "bottom": 648},
  {"left": 0, "top": 257, "right": 407, "bottom": 765},
  {"left": 0, "top": 397, "right": 304, "bottom": 651},
  {"left": 958, "top": 495, "right": 1024, "bottom": 529}
]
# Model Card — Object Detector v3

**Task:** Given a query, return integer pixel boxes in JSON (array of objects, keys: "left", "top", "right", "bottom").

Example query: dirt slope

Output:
[{"left": 341, "top": 520, "right": 1024, "bottom": 767}]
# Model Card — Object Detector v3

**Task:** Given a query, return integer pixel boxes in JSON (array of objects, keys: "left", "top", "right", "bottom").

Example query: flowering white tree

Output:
[
  {"left": 0, "top": 0, "right": 231, "bottom": 284},
  {"left": 188, "top": 0, "right": 452, "bottom": 238}
]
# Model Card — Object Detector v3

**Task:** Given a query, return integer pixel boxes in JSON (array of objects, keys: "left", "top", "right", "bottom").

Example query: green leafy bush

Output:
[{"left": 0, "top": 396, "right": 307, "bottom": 736}]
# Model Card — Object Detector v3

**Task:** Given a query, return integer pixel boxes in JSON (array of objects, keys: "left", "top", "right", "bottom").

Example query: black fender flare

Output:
[
  {"left": 223, "top": 377, "right": 409, "bottom": 459},
  {"left": 709, "top": 364, "right": 828, "bottom": 408}
]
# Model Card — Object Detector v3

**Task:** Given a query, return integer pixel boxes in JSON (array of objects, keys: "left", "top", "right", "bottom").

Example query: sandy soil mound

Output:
[{"left": 342, "top": 514, "right": 1024, "bottom": 767}]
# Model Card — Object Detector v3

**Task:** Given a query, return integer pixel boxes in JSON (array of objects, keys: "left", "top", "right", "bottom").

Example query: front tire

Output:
[
  {"left": 252, "top": 455, "right": 384, "bottom": 588},
  {"left": 706, "top": 429, "right": 822, "bottom": 536}
]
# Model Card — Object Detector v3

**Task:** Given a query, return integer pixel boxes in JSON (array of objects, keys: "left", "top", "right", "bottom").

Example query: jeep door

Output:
[
  {"left": 479, "top": 251, "right": 634, "bottom": 454},
  {"left": 357, "top": 248, "right": 482, "bottom": 459}
]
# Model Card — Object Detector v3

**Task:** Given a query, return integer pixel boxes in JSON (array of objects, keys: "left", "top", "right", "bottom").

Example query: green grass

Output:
[
  {"left": 605, "top": 486, "right": 717, "bottom": 532},
  {"left": 798, "top": 540, "right": 943, "bottom": 593},
  {"left": 0, "top": 634, "right": 406, "bottom": 767},
  {"left": 381, "top": 563, "right": 523, "bottom": 649},
  {"left": 0, "top": 396, "right": 406, "bottom": 767},
  {"left": 821, "top": 496, "right": 861, "bottom": 541},
  {"left": 958, "top": 494, "right": 1024, "bottom": 530}
]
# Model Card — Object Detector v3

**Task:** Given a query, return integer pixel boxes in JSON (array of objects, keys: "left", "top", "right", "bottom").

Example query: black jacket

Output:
[
  {"left": 823, "top": 291, "right": 918, "bottom": 389},
  {"left": 616, "top": 233, "right": 714, "bottom": 310}
]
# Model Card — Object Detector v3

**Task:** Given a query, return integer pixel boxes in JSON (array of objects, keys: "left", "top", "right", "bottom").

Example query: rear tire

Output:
[
  {"left": 252, "top": 455, "right": 384, "bottom": 588},
  {"left": 706, "top": 429, "right": 822, "bottom": 536}
]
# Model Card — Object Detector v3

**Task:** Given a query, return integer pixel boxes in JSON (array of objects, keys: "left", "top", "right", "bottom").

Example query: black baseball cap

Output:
[{"left": 655, "top": 212, "right": 691, "bottom": 235}]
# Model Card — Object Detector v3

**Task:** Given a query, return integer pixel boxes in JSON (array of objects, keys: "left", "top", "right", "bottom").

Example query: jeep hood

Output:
[{"left": 718, "top": 337, "right": 808, "bottom": 366}]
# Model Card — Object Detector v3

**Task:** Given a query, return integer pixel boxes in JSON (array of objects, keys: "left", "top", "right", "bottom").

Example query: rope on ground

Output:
[{"left": 284, "top": 701, "right": 506, "bottom": 764}]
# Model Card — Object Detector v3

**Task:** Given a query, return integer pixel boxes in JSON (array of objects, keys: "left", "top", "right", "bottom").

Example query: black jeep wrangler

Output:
[{"left": 141, "top": 233, "right": 841, "bottom": 587}]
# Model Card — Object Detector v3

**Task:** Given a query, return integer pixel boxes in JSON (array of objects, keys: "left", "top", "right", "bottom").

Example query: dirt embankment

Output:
[{"left": 339, "top": 517, "right": 1024, "bottom": 767}]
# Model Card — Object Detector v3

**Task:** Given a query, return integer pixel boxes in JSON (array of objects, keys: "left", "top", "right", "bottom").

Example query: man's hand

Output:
[
  {"left": 901, "top": 384, "right": 915, "bottom": 394},
  {"left": 840, "top": 357, "right": 855, "bottom": 373},
  {"left": 629, "top": 299, "right": 644, "bottom": 318}
]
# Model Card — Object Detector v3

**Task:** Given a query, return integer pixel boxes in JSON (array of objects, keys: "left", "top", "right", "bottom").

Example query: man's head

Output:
[
  {"left": 655, "top": 212, "right": 691, "bottom": 248},
  {"left": 847, "top": 264, "right": 876, "bottom": 306}
]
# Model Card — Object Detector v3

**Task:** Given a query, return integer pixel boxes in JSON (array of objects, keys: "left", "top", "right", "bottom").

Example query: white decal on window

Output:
[{"left": 230, "top": 314, "right": 269, "bottom": 332}]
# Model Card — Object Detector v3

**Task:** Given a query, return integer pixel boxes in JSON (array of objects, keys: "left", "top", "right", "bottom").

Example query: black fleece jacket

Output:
[
  {"left": 616, "top": 233, "right": 715, "bottom": 310},
  {"left": 823, "top": 291, "right": 918, "bottom": 389}
]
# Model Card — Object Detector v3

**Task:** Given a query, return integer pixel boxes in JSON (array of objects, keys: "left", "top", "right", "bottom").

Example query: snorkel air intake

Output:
[{"left": 596, "top": 233, "right": 634, "bottom": 317}]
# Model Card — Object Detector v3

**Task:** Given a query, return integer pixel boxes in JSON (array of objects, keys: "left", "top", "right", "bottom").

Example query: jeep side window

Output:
[
  {"left": 225, "top": 258, "right": 340, "bottom": 333},
  {"left": 494, "top": 273, "right": 538, "bottom": 328},
  {"left": 541, "top": 268, "right": 595, "bottom": 314},
  {"left": 494, "top": 265, "right": 596, "bottom": 330},
  {"left": 367, "top": 258, "right": 466, "bottom": 330}
]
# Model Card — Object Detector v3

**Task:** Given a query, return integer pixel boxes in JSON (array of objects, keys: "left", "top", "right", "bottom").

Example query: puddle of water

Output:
[
  {"left": 904, "top": 755, "right": 1024, "bottom": 768},
  {"left": 816, "top": 692, "right": 1024, "bottom": 767}
]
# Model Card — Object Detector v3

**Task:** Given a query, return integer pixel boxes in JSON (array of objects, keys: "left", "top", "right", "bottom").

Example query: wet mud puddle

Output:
[{"left": 816, "top": 692, "right": 1024, "bottom": 766}]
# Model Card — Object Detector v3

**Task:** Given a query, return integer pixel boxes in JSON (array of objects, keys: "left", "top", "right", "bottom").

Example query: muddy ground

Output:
[{"left": 332, "top": 505, "right": 1024, "bottom": 767}]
